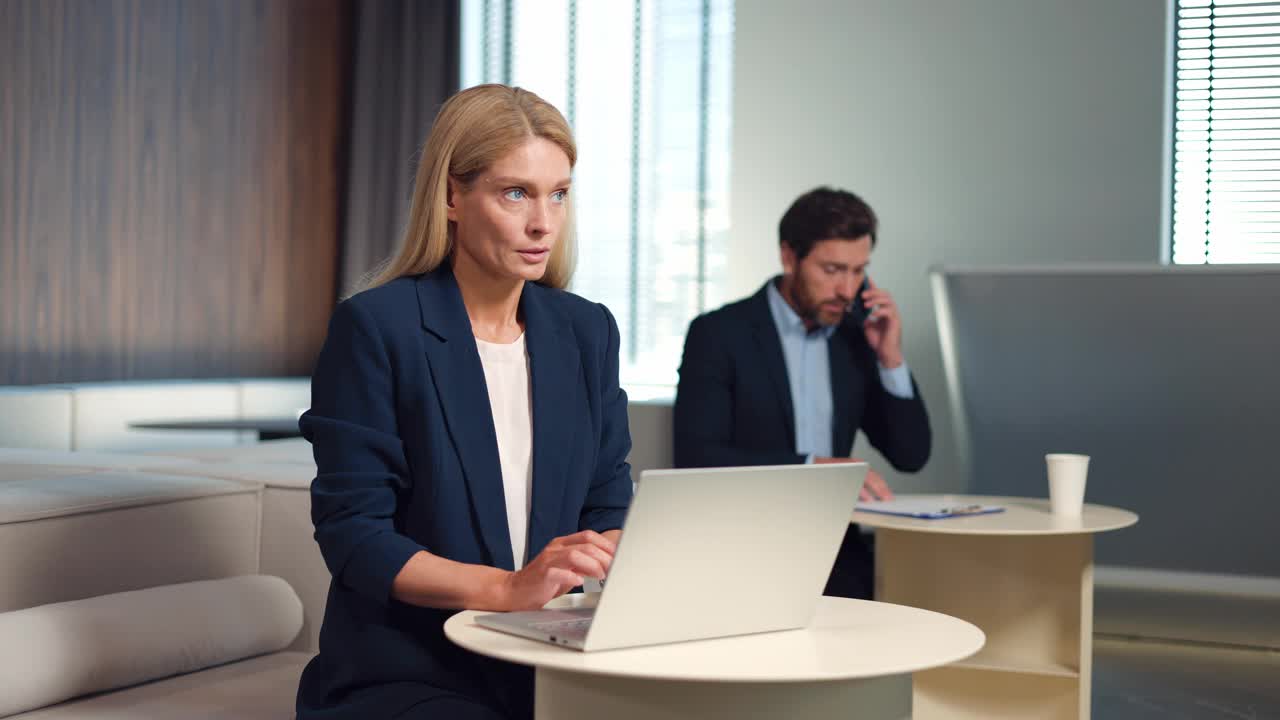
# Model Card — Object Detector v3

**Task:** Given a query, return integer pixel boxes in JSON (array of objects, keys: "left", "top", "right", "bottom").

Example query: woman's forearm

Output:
[{"left": 390, "top": 550, "right": 512, "bottom": 611}]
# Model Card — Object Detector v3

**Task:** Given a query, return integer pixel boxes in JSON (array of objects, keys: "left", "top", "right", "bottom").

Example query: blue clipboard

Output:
[{"left": 857, "top": 500, "right": 1005, "bottom": 520}]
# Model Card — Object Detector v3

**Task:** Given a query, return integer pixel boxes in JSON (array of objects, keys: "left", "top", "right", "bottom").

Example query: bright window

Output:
[
  {"left": 1173, "top": 0, "right": 1280, "bottom": 263},
  {"left": 461, "top": 0, "right": 735, "bottom": 399}
]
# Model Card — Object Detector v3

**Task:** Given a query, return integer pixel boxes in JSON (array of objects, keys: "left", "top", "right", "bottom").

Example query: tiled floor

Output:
[{"left": 1094, "top": 636, "right": 1280, "bottom": 719}]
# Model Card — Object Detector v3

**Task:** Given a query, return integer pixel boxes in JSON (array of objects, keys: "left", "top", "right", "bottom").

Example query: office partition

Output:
[{"left": 932, "top": 265, "right": 1280, "bottom": 578}]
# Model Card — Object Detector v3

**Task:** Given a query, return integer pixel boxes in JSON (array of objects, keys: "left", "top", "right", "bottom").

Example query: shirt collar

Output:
[{"left": 766, "top": 276, "right": 838, "bottom": 339}]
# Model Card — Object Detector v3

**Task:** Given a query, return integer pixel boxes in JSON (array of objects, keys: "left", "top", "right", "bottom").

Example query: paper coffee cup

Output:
[{"left": 1046, "top": 453, "right": 1089, "bottom": 517}]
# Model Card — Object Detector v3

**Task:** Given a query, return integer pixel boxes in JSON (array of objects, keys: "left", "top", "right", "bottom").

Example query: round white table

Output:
[
  {"left": 446, "top": 596, "right": 985, "bottom": 720},
  {"left": 852, "top": 494, "right": 1138, "bottom": 720}
]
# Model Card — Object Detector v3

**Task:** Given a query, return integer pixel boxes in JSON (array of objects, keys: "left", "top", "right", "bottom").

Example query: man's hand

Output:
[
  {"left": 815, "top": 456, "right": 895, "bottom": 501},
  {"left": 860, "top": 277, "right": 904, "bottom": 369},
  {"left": 859, "top": 467, "right": 894, "bottom": 502},
  {"left": 498, "top": 530, "right": 617, "bottom": 611}
]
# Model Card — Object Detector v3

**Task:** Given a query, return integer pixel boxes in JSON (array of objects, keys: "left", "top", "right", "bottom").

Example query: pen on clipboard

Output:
[{"left": 940, "top": 505, "right": 985, "bottom": 515}]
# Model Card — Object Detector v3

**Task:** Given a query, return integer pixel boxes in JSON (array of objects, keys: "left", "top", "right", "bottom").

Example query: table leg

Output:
[
  {"left": 875, "top": 528, "right": 1094, "bottom": 720},
  {"left": 535, "top": 668, "right": 912, "bottom": 720}
]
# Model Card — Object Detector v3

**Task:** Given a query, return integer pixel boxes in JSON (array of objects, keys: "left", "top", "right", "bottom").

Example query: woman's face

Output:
[{"left": 449, "top": 137, "right": 572, "bottom": 285}]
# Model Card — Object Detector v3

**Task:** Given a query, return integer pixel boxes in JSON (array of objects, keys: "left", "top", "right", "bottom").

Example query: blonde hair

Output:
[{"left": 362, "top": 84, "right": 578, "bottom": 291}]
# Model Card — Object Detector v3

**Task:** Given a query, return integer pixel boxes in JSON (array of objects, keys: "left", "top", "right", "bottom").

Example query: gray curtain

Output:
[{"left": 339, "top": 0, "right": 460, "bottom": 296}]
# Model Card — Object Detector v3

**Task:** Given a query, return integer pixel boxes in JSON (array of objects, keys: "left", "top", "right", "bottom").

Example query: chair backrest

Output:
[{"left": 626, "top": 400, "right": 673, "bottom": 478}]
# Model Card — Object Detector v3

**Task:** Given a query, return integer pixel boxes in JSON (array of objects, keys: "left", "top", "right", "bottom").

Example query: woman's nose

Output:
[{"left": 527, "top": 200, "right": 552, "bottom": 236}]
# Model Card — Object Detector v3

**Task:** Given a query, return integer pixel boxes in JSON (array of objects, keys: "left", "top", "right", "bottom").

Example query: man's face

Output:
[{"left": 780, "top": 235, "right": 873, "bottom": 328}]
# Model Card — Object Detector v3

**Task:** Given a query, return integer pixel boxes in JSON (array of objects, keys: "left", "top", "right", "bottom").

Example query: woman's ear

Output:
[{"left": 445, "top": 178, "right": 459, "bottom": 221}]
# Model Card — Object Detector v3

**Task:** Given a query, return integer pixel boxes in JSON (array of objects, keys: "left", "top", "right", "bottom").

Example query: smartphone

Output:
[{"left": 847, "top": 277, "right": 875, "bottom": 325}]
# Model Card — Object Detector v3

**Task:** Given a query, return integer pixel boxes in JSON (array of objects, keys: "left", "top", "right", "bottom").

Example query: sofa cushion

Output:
[
  {"left": 138, "top": 462, "right": 327, "bottom": 651},
  {"left": 145, "top": 461, "right": 314, "bottom": 490},
  {"left": 261, "top": 486, "right": 328, "bottom": 652},
  {"left": 0, "top": 466, "right": 101, "bottom": 483},
  {"left": 0, "top": 473, "right": 260, "bottom": 612},
  {"left": 0, "top": 449, "right": 197, "bottom": 472},
  {"left": 9, "top": 651, "right": 311, "bottom": 720},
  {"left": 0, "top": 387, "right": 73, "bottom": 451},
  {"left": 149, "top": 437, "right": 313, "bottom": 465},
  {"left": 0, "top": 472, "right": 255, "bottom": 524},
  {"left": 0, "top": 576, "right": 303, "bottom": 718}
]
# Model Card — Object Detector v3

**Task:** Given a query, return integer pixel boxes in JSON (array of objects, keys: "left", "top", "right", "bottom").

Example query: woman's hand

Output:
[{"left": 498, "top": 530, "right": 618, "bottom": 611}]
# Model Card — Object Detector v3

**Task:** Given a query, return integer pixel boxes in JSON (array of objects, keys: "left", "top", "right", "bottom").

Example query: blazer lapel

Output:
[
  {"left": 416, "top": 269, "right": 514, "bottom": 570},
  {"left": 521, "top": 283, "right": 579, "bottom": 558},
  {"left": 749, "top": 283, "right": 796, "bottom": 444}
]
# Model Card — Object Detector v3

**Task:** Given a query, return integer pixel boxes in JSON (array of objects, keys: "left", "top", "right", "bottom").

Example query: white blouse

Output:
[{"left": 474, "top": 333, "right": 534, "bottom": 570}]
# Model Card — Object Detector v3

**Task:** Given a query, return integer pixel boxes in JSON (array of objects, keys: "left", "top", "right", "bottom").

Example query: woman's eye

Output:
[
  {"left": 551, "top": 189, "right": 568, "bottom": 203},
  {"left": 504, "top": 189, "right": 526, "bottom": 201}
]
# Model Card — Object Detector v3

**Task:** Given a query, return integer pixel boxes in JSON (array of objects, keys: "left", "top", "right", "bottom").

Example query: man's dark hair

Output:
[{"left": 778, "top": 187, "right": 878, "bottom": 260}]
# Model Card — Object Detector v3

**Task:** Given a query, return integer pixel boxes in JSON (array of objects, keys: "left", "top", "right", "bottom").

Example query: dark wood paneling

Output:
[
  {"left": 0, "top": 0, "right": 347, "bottom": 384},
  {"left": 340, "top": 0, "right": 458, "bottom": 294}
]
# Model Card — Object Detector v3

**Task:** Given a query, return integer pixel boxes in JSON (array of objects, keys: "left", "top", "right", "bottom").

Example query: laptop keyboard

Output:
[{"left": 529, "top": 616, "right": 593, "bottom": 641}]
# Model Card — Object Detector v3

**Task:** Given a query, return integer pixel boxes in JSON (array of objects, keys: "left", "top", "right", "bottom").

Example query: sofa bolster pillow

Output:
[{"left": 0, "top": 575, "right": 302, "bottom": 718}]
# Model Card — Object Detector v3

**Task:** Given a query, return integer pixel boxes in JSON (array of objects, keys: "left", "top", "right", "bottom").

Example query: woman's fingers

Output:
[
  {"left": 544, "top": 532, "right": 615, "bottom": 577},
  {"left": 552, "top": 529, "right": 617, "bottom": 555},
  {"left": 506, "top": 530, "right": 620, "bottom": 609},
  {"left": 545, "top": 567, "right": 584, "bottom": 596},
  {"left": 562, "top": 547, "right": 609, "bottom": 578},
  {"left": 506, "top": 566, "right": 583, "bottom": 610}
]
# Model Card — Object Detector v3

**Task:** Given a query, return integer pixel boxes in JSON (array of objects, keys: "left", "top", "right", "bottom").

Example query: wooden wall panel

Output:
[{"left": 0, "top": 0, "right": 347, "bottom": 385}]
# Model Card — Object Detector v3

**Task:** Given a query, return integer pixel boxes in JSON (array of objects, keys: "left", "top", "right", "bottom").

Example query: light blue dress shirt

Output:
[{"left": 765, "top": 280, "right": 914, "bottom": 462}]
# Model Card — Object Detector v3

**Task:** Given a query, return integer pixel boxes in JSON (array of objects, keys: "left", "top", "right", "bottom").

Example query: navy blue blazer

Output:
[
  {"left": 295, "top": 266, "right": 633, "bottom": 719},
  {"left": 672, "top": 280, "right": 930, "bottom": 471}
]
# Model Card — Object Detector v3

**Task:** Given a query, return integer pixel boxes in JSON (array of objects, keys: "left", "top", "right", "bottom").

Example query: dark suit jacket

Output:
[
  {"left": 296, "top": 266, "right": 633, "bottom": 720},
  {"left": 673, "top": 279, "right": 930, "bottom": 472}
]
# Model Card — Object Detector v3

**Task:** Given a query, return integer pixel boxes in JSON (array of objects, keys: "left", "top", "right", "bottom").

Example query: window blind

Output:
[{"left": 1174, "top": 0, "right": 1280, "bottom": 263}]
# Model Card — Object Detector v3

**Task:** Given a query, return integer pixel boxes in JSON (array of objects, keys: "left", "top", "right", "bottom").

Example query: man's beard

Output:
[{"left": 794, "top": 280, "right": 846, "bottom": 327}]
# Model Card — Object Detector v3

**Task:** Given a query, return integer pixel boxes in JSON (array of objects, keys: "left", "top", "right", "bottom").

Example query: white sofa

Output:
[
  {"left": 146, "top": 441, "right": 325, "bottom": 652},
  {"left": 0, "top": 450, "right": 313, "bottom": 718}
]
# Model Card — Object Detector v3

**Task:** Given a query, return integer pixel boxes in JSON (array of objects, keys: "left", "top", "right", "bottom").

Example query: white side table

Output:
[
  {"left": 446, "top": 596, "right": 984, "bottom": 720},
  {"left": 853, "top": 495, "right": 1138, "bottom": 720}
]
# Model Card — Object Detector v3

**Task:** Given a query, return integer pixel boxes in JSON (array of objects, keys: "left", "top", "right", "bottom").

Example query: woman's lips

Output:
[{"left": 518, "top": 248, "right": 550, "bottom": 262}]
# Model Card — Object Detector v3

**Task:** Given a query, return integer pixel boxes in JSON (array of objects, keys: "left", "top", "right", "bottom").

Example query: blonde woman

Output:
[{"left": 296, "top": 85, "right": 632, "bottom": 720}]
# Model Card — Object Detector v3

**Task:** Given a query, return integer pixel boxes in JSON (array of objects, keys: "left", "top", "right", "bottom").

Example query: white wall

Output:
[{"left": 729, "top": 0, "right": 1170, "bottom": 492}]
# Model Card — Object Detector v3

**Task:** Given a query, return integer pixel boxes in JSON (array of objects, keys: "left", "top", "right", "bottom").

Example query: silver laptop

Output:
[{"left": 474, "top": 462, "right": 867, "bottom": 652}]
